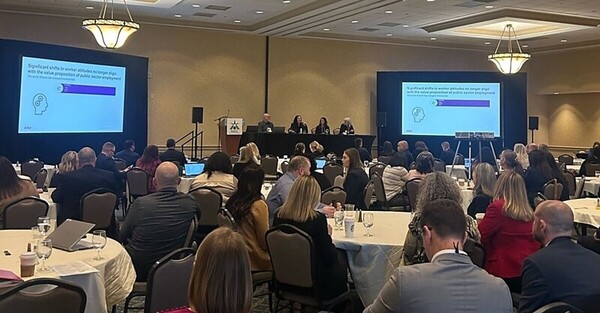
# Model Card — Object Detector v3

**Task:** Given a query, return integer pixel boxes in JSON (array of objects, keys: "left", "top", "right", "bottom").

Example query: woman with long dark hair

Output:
[
  {"left": 191, "top": 152, "right": 237, "bottom": 202},
  {"left": 0, "top": 156, "right": 38, "bottom": 227},
  {"left": 225, "top": 165, "right": 271, "bottom": 271},
  {"left": 342, "top": 148, "right": 369, "bottom": 208},
  {"left": 524, "top": 150, "right": 569, "bottom": 207},
  {"left": 380, "top": 141, "right": 394, "bottom": 157},
  {"left": 315, "top": 117, "right": 330, "bottom": 135},
  {"left": 135, "top": 145, "right": 161, "bottom": 192},
  {"left": 289, "top": 114, "right": 308, "bottom": 134}
]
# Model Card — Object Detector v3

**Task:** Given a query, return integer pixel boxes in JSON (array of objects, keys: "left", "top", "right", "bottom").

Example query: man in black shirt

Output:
[
  {"left": 439, "top": 141, "right": 456, "bottom": 165},
  {"left": 257, "top": 113, "right": 274, "bottom": 133},
  {"left": 159, "top": 138, "right": 187, "bottom": 166},
  {"left": 115, "top": 139, "right": 140, "bottom": 166}
]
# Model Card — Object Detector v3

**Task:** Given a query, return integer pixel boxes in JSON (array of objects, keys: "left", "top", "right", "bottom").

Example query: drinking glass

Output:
[
  {"left": 334, "top": 210, "right": 345, "bottom": 231},
  {"left": 92, "top": 230, "right": 107, "bottom": 260},
  {"left": 35, "top": 239, "right": 52, "bottom": 271},
  {"left": 37, "top": 217, "right": 51, "bottom": 238},
  {"left": 363, "top": 213, "right": 374, "bottom": 237}
]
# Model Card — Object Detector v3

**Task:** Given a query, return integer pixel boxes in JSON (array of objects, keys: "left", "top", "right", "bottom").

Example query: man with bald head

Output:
[
  {"left": 52, "top": 147, "right": 119, "bottom": 225},
  {"left": 257, "top": 113, "right": 274, "bottom": 133},
  {"left": 397, "top": 140, "right": 414, "bottom": 168},
  {"left": 518, "top": 200, "right": 600, "bottom": 313},
  {"left": 119, "top": 161, "right": 198, "bottom": 282}
]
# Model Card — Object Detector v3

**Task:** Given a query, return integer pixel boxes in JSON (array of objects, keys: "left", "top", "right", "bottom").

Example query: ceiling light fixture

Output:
[
  {"left": 351, "top": 20, "right": 359, "bottom": 24},
  {"left": 256, "top": 10, "right": 264, "bottom": 14},
  {"left": 488, "top": 24, "right": 530, "bottom": 74},
  {"left": 283, "top": 0, "right": 291, "bottom": 3},
  {"left": 82, "top": 0, "right": 139, "bottom": 49},
  {"left": 192, "top": 4, "right": 200, "bottom": 8},
  {"left": 385, "top": 10, "right": 393, "bottom": 14}
]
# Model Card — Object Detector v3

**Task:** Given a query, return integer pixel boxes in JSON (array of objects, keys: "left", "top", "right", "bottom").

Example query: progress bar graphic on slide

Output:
[{"left": 57, "top": 84, "right": 116, "bottom": 96}]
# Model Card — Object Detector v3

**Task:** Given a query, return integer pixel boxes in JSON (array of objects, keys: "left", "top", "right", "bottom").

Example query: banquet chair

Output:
[
  {"left": 321, "top": 186, "right": 347, "bottom": 207},
  {"left": 123, "top": 248, "right": 196, "bottom": 313},
  {"left": 216, "top": 208, "right": 237, "bottom": 230},
  {"left": 183, "top": 216, "right": 198, "bottom": 248},
  {"left": 433, "top": 159, "right": 446, "bottom": 172},
  {"left": 323, "top": 163, "right": 343, "bottom": 185},
  {"left": 557, "top": 154, "right": 575, "bottom": 166},
  {"left": 453, "top": 153, "right": 465, "bottom": 165},
  {"left": 33, "top": 168, "right": 48, "bottom": 189},
  {"left": 368, "top": 162, "right": 386, "bottom": 179},
  {"left": 371, "top": 173, "right": 407, "bottom": 211},
  {"left": 189, "top": 186, "right": 222, "bottom": 239},
  {"left": 377, "top": 155, "right": 391, "bottom": 165},
  {"left": 543, "top": 179, "right": 563, "bottom": 200},
  {"left": 280, "top": 161, "right": 289, "bottom": 174},
  {"left": 266, "top": 224, "right": 350, "bottom": 312},
  {"left": 464, "top": 238, "right": 486, "bottom": 268},
  {"left": 406, "top": 178, "right": 422, "bottom": 213},
  {"left": 562, "top": 171, "right": 577, "bottom": 198},
  {"left": 333, "top": 175, "right": 345, "bottom": 188},
  {"left": 81, "top": 188, "right": 118, "bottom": 231},
  {"left": 230, "top": 154, "right": 240, "bottom": 165},
  {"left": 126, "top": 167, "right": 149, "bottom": 208},
  {"left": 532, "top": 302, "right": 584, "bottom": 313},
  {"left": 363, "top": 180, "right": 375, "bottom": 210},
  {"left": 21, "top": 160, "right": 44, "bottom": 180},
  {"left": 2, "top": 196, "right": 49, "bottom": 229},
  {"left": 574, "top": 176, "right": 585, "bottom": 199},
  {"left": 585, "top": 163, "right": 600, "bottom": 177},
  {"left": 0, "top": 278, "right": 86, "bottom": 313},
  {"left": 114, "top": 158, "right": 128, "bottom": 170},
  {"left": 332, "top": 128, "right": 341, "bottom": 135},
  {"left": 261, "top": 156, "right": 279, "bottom": 181}
]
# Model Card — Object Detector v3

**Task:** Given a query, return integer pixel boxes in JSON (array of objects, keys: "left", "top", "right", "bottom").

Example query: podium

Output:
[{"left": 219, "top": 118, "right": 243, "bottom": 155}]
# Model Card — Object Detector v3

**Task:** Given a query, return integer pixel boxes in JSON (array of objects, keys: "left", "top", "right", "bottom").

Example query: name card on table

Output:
[{"left": 226, "top": 118, "right": 243, "bottom": 135}]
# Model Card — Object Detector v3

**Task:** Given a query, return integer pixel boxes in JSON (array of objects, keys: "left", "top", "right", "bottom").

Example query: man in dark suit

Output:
[
  {"left": 257, "top": 113, "right": 274, "bottom": 133},
  {"left": 518, "top": 200, "right": 600, "bottom": 313},
  {"left": 159, "top": 138, "right": 187, "bottom": 166},
  {"left": 439, "top": 141, "right": 456, "bottom": 165},
  {"left": 397, "top": 140, "right": 414, "bottom": 168},
  {"left": 51, "top": 147, "right": 119, "bottom": 225},
  {"left": 354, "top": 137, "right": 372, "bottom": 163},
  {"left": 96, "top": 142, "right": 128, "bottom": 179},
  {"left": 115, "top": 139, "right": 140, "bottom": 166}
]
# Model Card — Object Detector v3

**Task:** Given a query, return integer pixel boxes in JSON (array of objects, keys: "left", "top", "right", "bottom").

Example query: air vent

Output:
[
  {"left": 378, "top": 22, "right": 402, "bottom": 27},
  {"left": 193, "top": 12, "right": 217, "bottom": 17},
  {"left": 205, "top": 5, "right": 231, "bottom": 11},
  {"left": 358, "top": 27, "right": 379, "bottom": 32}
]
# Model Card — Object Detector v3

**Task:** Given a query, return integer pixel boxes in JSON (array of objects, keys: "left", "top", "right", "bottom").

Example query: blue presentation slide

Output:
[
  {"left": 18, "top": 56, "right": 126, "bottom": 133},
  {"left": 401, "top": 82, "right": 501, "bottom": 136}
]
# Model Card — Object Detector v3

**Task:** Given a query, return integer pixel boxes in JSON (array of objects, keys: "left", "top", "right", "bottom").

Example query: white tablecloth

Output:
[
  {"left": 39, "top": 188, "right": 57, "bottom": 219},
  {"left": 328, "top": 211, "right": 412, "bottom": 306},
  {"left": 14, "top": 164, "right": 56, "bottom": 187},
  {"left": 582, "top": 177, "right": 600, "bottom": 195},
  {"left": 0, "top": 230, "right": 136, "bottom": 313},
  {"left": 563, "top": 198, "right": 600, "bottom": 228}
]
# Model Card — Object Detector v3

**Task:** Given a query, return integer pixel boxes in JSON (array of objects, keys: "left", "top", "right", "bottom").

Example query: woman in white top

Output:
[
  {"left": 407, "top": 151, "right": 434, "bottom": 180},
  {"left": 514, "top": 143, "right": 529, "bottom": 169},
  {"left": 191, "top": 152, "right": 238, "bottom": 202}
]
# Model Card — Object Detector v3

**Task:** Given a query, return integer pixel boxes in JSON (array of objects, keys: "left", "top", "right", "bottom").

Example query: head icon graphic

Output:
[
  {"left": 33, "top": 94, "right": 48, "bottom": 115},
  {"left": 412, "top": 107, "right": 425, "bottom": 123}
]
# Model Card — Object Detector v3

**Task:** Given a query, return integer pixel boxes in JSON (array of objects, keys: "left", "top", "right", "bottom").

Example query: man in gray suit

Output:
[{"left": 364, "top": 199, "right": 512, "bottom": 313}]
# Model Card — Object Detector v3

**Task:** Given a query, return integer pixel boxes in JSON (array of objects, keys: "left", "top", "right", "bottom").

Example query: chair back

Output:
[
  {"left": 447, "top": 167, "right": 469, "bottom": 180},
  {"left": 127, "top": 168, "right": 150, "bottom": 197},
  {"left": 454, "top": 153, "right": 465, "bottom": 165},
  {"left": 433, "top": 159, "right": 446, "bottom": 172},
  {"left": 332, "top": 128, "right": 340, "bottom": 135},
  {"left": 21, "top": 160, "right": 44, "bottom": 180},
  {"left": 585, "top": 163, "right": 600, "bottom": 176},
  {"left": 266, "top": 224, "right": 315, "bottom": 290},
  {"left": 189, "top": 186, "right": 222, "bottom": 227},
  {"left": 145, "top": 248, "right": 196, "bottom": 313},
  {"left": 574, "top": 176, "right": 585, "bottom": 199},
  {"left": 406, "top": 178, "right": 422, "bottom": 212},
  {"left": 562, "top": 171, "right": 576, "bottom": 197},
  {"left": 114, "top": 158, "right": 128, "bottom": 170},
  {"left": 323, "top": 164, "right": 343, "bottom": 185},
  {"left": 532, "top": 302, "right": 584, "bottom": 313},
  {"left": 217, "top": 208, "right": 238, "bottom": 230},
  {"left": 80, "top": 188, "right": 118, "bottom": 230},
  {"left": 230, "top": 154, "right": 240, "bottom": 165},
  {"left": 3, "top": 197, "right": 49, "bottom": 229},
  {"left": 363, "top": 180, "right": 375, "bottom": 210},
  {"left": 543, "top": 179, "right": 563, "bottom": 200},
  {"left": 557, "top": 154, "right": 574, "bottom": 165},
  {"left": 464, "top": 238, "right": 486, "bottom": 268},
  {"left": 0, "top": 278, "right": 86, "bottom": 313},
  {"left": 370, "top": 173, "right": 387, "bottom": 203},
  {"left": 369, "top": 163, "right": 386, "bottom": 179},
  {"left": 321, "top": 186, "right": 347, "bottom": 206},
  {"left": 261, "top": 156, "right": 279, "bottom": 175},
  {"left": 333, "top": 175, "right": 345, "bottom": 188},
  {"left": 183, "top": 216, "right": 198, "bottom": 248},
  {"left": 377, "top": 156, "right": 392, "bottom": 165},
  {"left": 280, "top": 161, "right": 290, "bottom": 174},
  {"left": 34, "top": 168, "right": 48, "bottom": 189}
]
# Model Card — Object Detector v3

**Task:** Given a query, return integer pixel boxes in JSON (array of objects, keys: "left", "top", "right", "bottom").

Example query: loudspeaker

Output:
[
  {"left": 192, "top": 107, "right": 204, "bottom": 124},
  {"left": 528, "top": 116, "right": 539, "bottom": 130},
  {"left": 377, "top": 112, "right": 387, "bottom": 127}
]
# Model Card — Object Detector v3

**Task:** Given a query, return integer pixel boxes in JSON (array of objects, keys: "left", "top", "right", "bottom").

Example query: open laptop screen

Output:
[
  {"left": 184, "top": 163, "right": 205, "bottom": 176},
  {"left": 316, "top": 159, "right": 327, "bottom": 170}
]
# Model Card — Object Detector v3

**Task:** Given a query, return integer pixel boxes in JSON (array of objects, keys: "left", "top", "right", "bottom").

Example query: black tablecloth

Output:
[{"left": 239, "top": 133, "right": 376, "bottom": 157}]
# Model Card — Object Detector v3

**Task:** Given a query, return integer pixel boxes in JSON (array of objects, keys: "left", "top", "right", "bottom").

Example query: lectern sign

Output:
[{"left": 226, "top": 118, "right": 243, "bottom": 135}]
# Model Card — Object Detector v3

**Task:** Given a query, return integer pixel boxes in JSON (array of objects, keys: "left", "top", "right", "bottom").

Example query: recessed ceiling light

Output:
[
  {"left": 234, "top": 19, "right": 241, "bottom": 23},
  {"left": 427, "top": 0, "right": 435, "bottom": 2},
  {"left": 522, "top": 44, "right": 529, "bottom": 48},
  {"left": 323, "top": 28, "right": 330, "bottom": 31},
  {"left": 256, "top": 10, "right": 264, "bottom": 14},
  {"left": 351, "top": 20, "right": 359, "bottom": 24},
  {"left": 283, "top": 0, "right": 291, "bottom": 3},
  {"left": 561, "top": 39, "right": 567, "bottom": 43},
  {"left": 554, "top": 92, "right": 560, "bottom": 95},
  {"left": 85, "top": 6, "right": 94, "bottom": 10},
  {"left": 192, "top": 4, "right": 200, "bottom": 8},
  {"left": 484, "top": 41, "right": 491, "bottom": 45},
  {"left": 174, "top": 14, "right": 182, "bottom": 18},
  {"left": 386, "top": 33, "right": 393, "bottom": 37},
  {"left": 485, "top": 5, "right": 494, "bottom": 9},
  {"left": 385, "top": 10, "right": 393, "bottom": 14},
  {"left": 430, "top": 37, "right": 437, "bottom": 41},
  {"left": 402, "top": 24, "right": 409, "bottom": 28}
]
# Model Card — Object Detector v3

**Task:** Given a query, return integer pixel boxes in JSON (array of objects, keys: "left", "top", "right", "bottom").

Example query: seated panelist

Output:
[
  {"left": 339, "top": 117, "right": 355, "bottom": 135},
  {"left": 288, "top": 114, "right": 309, "bottom": 134}
]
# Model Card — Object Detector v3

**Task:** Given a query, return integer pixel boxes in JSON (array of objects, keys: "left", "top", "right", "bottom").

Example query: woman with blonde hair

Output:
[
  {"left": 246, "top": 142, "right": 261, "bottom": 164},
  {"left": 273, "top": 175, "right": 348, "bottom": 301},
  {"left": 50, "top": 150, "right": 78, "bottom": 187},
  {"left": 402, "top": 171, "right": 480, "bottom": 265},
  {"left": 309, "top": 141, "right": 324, "bottom": 158},
  {"left": 478, "top": 171, "right": 539, "bottom": 293},
  {"left": 232, "top": 146, "right": 259, "bottom": 179},
  {"left": 499, "top": 149, "right": 524, "bottom": 175},
  {"left": 514, "top": 143, "right": 529, "bottom": 168},
  {"left": 467, "top": 163, "right": 497, "bottom": 218},
  {"left": 162, "top": 227, "right": 252, "bottom": 313}
]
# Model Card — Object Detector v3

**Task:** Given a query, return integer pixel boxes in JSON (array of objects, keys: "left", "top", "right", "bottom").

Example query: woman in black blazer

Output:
[
  {"left": 314, "top": 117, "right": 331, "bottom": 135},
  {"left": 289, "top": 114, "right": 309, "bottom": 134},
  {"left": 342, "top": 148, "right": 369, "bottom": 209}
]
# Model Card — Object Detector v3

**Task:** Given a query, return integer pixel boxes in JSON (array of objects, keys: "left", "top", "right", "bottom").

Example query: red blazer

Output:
[{"left": 478, "top": 199, "right": 540, "bottom": 278}]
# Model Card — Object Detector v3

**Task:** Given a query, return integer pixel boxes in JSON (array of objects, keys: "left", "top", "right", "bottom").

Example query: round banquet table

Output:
[
  {"left": 0, "top": 230, "right": 136, "bottom": 313},
  {"left": 328, "top": 211, "right": 412, "bottom": 306},
  {"left": 563, "top": 198, "right": 600, "bottom": 228}
]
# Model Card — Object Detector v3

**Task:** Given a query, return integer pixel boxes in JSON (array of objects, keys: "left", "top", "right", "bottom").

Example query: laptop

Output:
[
  {"left": 246, "top": 125, "right": 258, "bottom": 132},
  {"left": 184, "top": 163, "right": 205, "bottom": 177},
  {"left": 46, "top": 219, "right": 95, "bottom": 252},
  {"left": 316, "top": 159, "right": 327, "bottom": 170},
  {"left": 273, "top": 126, "right": 286, "bottom": 133}
]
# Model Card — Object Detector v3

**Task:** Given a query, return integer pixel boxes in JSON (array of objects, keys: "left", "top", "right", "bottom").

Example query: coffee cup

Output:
[
  {"left": 344, "top": 217, "right": 355, "bottom": 238},
  {"left": 20, "top": 252, "right": 37, "bottom": 277},
  {"left": 458, "top": 179, "right": 465, "bottom": 187},
  {"left": 345, "top": 204, "right": 355, "bottom": 211}
]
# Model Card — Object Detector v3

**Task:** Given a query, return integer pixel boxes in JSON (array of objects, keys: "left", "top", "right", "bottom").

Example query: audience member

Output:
[
  {"left": 474, "top": 146, "right": 498, "bottom": 172},
  {"left": 115, "top": 139, "right": 140, "bottom": 166},
  {"left": 478, "top": 172, "right": 539, "bottom": 293},
  {"left": 96, "top": 141, "right": 127, "bottom": 181},
  {"left": 402, "top": 172, "right": 480, "bottom": 265},
  {"left": 343, "top": 148, "right": 370, "bottom": 209},
  {"left": 397, "top": 140, "right": 414, "bottom": 167},
  {"left": 314, "top": 117, "right": 330, "bottom": 134},
  {"left": 257, "top": 113, "right": 274, "bottom": 133},
  {"left": 306, "top": 154, "right": 331, "bottom": 192},
  {"left": 135, "top": 145, "right": 161, "bottom": 192},
  {"left": 414, "top": 141, "right": 429, "bottom": 156},
  {"left": 225, "top": 165, "right": 271, "bottom": 271},
  {"left": 587, "top": 141, "right": 600, "bottom": 159},
  {"left": 467, "top": 163, "right": 496, "bottom": 218},
  {"left": 232, "top": 146, "right": 258, "bottom": 179},
  {"left": 190, "top": 152, "right": 237, "bottom": 202},
  {"left": 266, "top": 156, "right": 333, "bottom": 224},
  {"left": 293, "top": 142, "right": 306, "bottom": 156},
  {"left": 382, "top": 155, "right": 409, "bottom": 207},
  {"left": 340, "top": 117, "right": 355, "bottom": 135},
  {"left": 514, "top": 143, "right": 529, "bottom": 169},
  {"left": 538, "top": 143, "right": 550, "bottom": 153},
  {"left": 354, "top": 137, "right": 372, "bottom": 163},
  {"left": 519, "top": 201, "right": 600, "bottom": 313},
  {"left": 407, "top": 151, "right": 434, "bottom": 180},
  {"left": 162, "top": 227, "right": 252, "bottom": 313},
  {"left": 365, "top": 199, "right": 512, "bottom": 313},
  {"left": 439, "top": 141, "right": 456, "bottom": 165},
  {"left": 50, "top": 150, "right": 78, "bottom": 187},
  {"left": 0, "top": 156, "right": 38, "bottom": 227},
  {"left": 524, "top": 150, "right": 569, "bottom": 207},
  {"left": 51, "top": 147, "right": 118, "bottom": 224},
  {"left": 273, "top": 175, "right": 349, "bottom": 301},
  {"left": 380, "top": 141, "right": 394, "bottom": 157},
  {"left": 288, "top": 114, "right": 308, "bottom": 134},
  {"left": 526, "top": 143, "right": 538, "bottom": 154},
  {"left": 578, "top": 228, "right": 600, "bottom": 255},
  {"left": 579, "top": 145, "right": 600, "bottom": 176},
  {"left": 499, "top": 149, "right": 524, "bottom": 175},
  {"left": 160, "top": 138, "right": 187, "bottom": 166},
  {"left": 309, "top": 140, "right": 324, "bottom": 159},
  {"left": 119, "top": 162, "right": 198, "bottom": 282},
  {"left": 246, "top": 142, "right": 261, "bottom": 164}
]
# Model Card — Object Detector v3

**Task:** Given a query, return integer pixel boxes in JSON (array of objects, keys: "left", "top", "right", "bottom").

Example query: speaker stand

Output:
[{"left": 530, "top": 129, "right": 535, "bottom": 143}]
